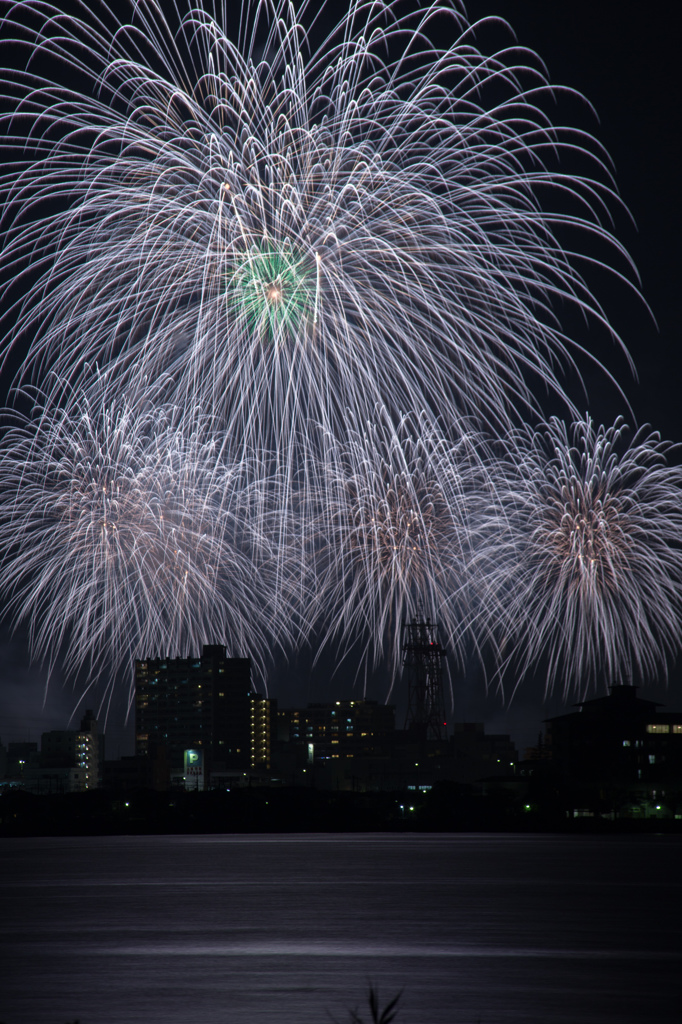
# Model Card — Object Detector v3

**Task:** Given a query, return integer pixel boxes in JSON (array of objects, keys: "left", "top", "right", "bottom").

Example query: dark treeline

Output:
[{"left": 2, "top": 783, "right": 681, "bottom": 837}]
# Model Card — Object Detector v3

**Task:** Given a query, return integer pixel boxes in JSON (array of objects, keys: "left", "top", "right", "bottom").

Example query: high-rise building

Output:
[{"left": 135, "top": 645, "right": 253, "bottom": 779}]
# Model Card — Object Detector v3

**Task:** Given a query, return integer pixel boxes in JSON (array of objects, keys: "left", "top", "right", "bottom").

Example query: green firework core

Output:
[{"left": 226, "top": 239, "right": 316, "bottom": 342}]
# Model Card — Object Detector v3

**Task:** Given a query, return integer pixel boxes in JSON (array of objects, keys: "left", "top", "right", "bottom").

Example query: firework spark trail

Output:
[
  {"left": 481, "top": 417, "right": 682, "bottom": 696},
  {"left": 0, "top": 0, "right": 637, "bottom": 458},
  {"left": 310, "top": 418, "right": 491, "bottom": 680},
  {"left": 0, "top": 387, "right": 292, "bottom": 698}
]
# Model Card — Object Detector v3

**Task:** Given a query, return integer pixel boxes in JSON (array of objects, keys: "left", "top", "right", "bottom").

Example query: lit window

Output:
[
  {"left": 649, "top": 755, "right": 656, "bottom": 764},
  {"left": 646, "top": 724, "right": 670, "bottom": 734},
  {"left": 673, "top": 725, "right": 682, "bottom": 734},
  {"left": 622, "top": 740, "right": 631, "bottom": 747}
]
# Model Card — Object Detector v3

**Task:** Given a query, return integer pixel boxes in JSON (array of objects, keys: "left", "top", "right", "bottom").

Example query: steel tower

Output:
[{"left": 402, "top": 617, "right": 447, "bottom": 741}]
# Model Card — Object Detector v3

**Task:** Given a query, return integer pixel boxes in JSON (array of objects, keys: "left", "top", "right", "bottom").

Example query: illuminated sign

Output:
[{"left": 184, "top": 749, "right": 203, "bottom": 774}]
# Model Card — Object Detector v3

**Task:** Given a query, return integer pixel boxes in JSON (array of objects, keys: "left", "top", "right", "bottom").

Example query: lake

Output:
[{"left": 0, "top": 833, "right": 679, "bottom": 1023}]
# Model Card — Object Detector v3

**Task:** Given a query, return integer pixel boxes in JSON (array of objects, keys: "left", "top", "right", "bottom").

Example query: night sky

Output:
[{"left": 0, "top": 0, "right": 680, "bottom": 759}]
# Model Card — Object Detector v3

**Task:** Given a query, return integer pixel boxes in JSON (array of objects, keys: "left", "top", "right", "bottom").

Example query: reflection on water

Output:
[{"left": 1, "top": 834, "right": 680, "bottom": 1024}]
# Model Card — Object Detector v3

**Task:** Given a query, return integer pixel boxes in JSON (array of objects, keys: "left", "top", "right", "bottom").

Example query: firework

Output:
[
  {"left": 0, "top": 0, "right": 655, "bottom": 703},
  {"left": 484, "top": 417, "right": 682, "bottom": 695},
  {"left": 0, "top": 0, "right": 636, "bottom": 459},
  {"left": 311, "top": 420, "right": 487, "bottom": 679},
  {"left": 0, "top": 388, "right": 288, "bottom": 696}
]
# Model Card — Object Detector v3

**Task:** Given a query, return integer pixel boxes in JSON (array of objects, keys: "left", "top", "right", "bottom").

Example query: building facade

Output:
[
  {"left": 250, "top": 694, "right": 278, "bottom": 770},
  {"left": 38, "top": 709, "right": 104, "bottom": 791},
  {"left": 277, "top": 700, "right": 396, "bottom": 762},
  {"left": 135, "top": 645, "right": 253, "bottom": 781}
]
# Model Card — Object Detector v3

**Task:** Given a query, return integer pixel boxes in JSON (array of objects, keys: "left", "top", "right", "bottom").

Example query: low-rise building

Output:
[
  {"left": 546, "top": 685, "right": 682, "bottom": 817},
  {"left": 38, "top": 710, "right": 104, "bottom": 791}
]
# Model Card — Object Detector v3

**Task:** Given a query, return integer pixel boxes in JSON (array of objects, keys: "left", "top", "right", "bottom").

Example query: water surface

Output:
[{"left": 1, "top": 833, "right": 679, "bottom": 1023}]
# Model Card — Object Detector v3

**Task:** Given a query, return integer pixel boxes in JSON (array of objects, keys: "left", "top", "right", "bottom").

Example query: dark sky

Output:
[
  {"left": 0, "top": 0, "right": 680, "bottom": 757},
  {"left": 467, "top": 0, "right": 681, "bottom": 438}
]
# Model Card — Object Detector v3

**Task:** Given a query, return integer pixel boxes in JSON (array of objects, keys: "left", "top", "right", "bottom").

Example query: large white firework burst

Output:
[
  {"left": 311, "top": 419, "right": 488, "bottom": 679},
  {"left": 0, "top": 388, "right": 287, "bottom": 692},
  {"left": 0, "top": 0, "right": 636, "bottom": 467},
  {"left": 484, "top": 417, "right": 682, "bottom": 695}
]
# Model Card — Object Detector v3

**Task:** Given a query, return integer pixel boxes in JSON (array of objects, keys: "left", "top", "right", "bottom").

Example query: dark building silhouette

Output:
[
  {"left": 546, "top": 684, "right": 682, "bottom": 817},
  {"left": 103, "top": 744, "right": 170, "bottom": 792},
  {"left": 135, "top": 645, "right": 253, "bottom": 780},
  {"left": 448, "top": 722, "right": 518, "bottom": 785}
]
